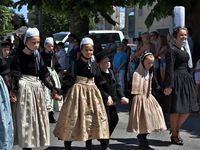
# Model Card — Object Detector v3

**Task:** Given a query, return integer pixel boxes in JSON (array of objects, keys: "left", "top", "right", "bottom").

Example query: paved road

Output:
[{"left": 13, "top": 104, "right": 200, "bottom": 150}]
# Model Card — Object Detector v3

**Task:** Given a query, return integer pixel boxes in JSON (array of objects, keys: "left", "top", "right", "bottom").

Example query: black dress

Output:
[
  {"left": 164, "top": 45, "right": 199, "bottom": 113},
  {"left": 98, "top": 69, "right": 125, "bottom": 135}
]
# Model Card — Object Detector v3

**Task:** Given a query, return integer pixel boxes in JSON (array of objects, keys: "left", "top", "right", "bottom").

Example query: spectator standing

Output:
[
  {"left": 157, "top": 35, "right": 169, "bottom": 84},
  {"left": 113, "top": 43, "right": 128, "bottom": 93},
  {"left": 194, "top": 58, "right": 200, "bottom": 106},
  {"left": 55, "top": 42, "right": 68, "bottom": 71}
]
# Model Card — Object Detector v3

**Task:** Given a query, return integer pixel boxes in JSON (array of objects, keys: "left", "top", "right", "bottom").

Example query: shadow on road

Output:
[{"left": 111, "top": 137, "right": 171, "bottom": 147}]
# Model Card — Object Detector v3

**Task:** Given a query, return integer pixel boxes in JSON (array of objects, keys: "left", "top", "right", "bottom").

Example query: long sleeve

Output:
[
  {"left": 164, "top": 49, "right": 175, "bottom": 88},
  {"left": 0, "top": 57, "right": 12, "bottom": 91}
]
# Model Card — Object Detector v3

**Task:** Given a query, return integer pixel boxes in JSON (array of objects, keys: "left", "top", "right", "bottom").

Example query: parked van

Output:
[
  {"left": 89, "top": 30, "right": 124, "bottom": 48},
  {"left": 53, "top": 30, "right": 124, "bottom": 49},
  {"left": 53, "top": 31, "right": 70, "bottom": 44}
]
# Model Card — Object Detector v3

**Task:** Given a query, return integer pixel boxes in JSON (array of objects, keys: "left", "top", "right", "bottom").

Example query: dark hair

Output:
[
  {"left": 172, "top": 26, "right": 188, "bottom": 39},
  {"left": 68, "top": 33, "right": 77, "bottom": 39},
  {"left": 122, "top": 38, "right": 128, "bottom": 44},
  {"left": 140, "top": 51, "right": 153, "bottom": 62},
  {"left": 159, "top": 35, "right": 169, "bottom": 47},
  {"left": 150, "top": 31, "right": 159, "bottom": 38},
  {"left": 57, "top": 42, "right": 64, "bottom": 48}
]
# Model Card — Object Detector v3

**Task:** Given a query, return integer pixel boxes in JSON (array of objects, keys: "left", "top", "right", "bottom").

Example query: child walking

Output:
[
  {"left": 10, "top": 27, "right": 61, "bottom": 150},
  {"left": 95, "top": 50, "right": 129, "bottom": 149},
  {"left": 41, "top": 37, "right": 63, "bottom": 123},
  {"left": 53, "top": 37, "right": 109, "bottom": 150},
  {"left": 127, "top": 52, "right": 166, "bottom": 150}
]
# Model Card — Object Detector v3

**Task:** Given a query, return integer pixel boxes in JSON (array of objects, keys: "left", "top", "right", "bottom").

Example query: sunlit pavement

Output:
[{"left": 13, "top": 104, "right": 200, "bottom": 150}]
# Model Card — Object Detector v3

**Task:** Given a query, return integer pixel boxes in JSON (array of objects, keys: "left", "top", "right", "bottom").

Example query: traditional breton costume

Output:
[
  {"left": 163, "top": 6, "right": 199, "bottom": 113},
  {"left": 0, "top": 56, "right": 14, "bottom": 150},
  {"left": 41, "top": 37, "right": 63, "bottom": 115},
  {"left": 11, "top": 28, "right": 59, "bottom": 148},
  {"left": 95, "top": 50, "right": 124, "bottom": 136},
  {"left": 127, "top": 53, "right": 166, "bottom": 134},
  {"left": 53, "top": 37, "right": 109, "bottom": 141}
]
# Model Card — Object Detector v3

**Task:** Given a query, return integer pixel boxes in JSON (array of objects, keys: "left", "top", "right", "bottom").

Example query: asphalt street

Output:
[{"left": 13, "top": 104, "right": 200, "bottom": 150}]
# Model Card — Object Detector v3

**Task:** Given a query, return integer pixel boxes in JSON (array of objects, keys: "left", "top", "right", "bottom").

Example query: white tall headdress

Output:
[{"left": 173, "top": 6, "right": 193, "bottom": 68}]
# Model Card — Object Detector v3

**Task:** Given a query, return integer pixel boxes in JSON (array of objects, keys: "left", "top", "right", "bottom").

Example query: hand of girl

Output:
[
  {"left": 10, "top": 94, "right": 17, "bottom": 103},
  {"left": 164, "top": 87, "right": 172, "bottom": 95},
  {"left": 120, "top": 97, "right": 129, "bottom": 104},
  {"left": 54, "top": 94, "right": 62, "bottom": 101},
  {"left": 107, "top": 96, "right": 113, "bottom": 106}
]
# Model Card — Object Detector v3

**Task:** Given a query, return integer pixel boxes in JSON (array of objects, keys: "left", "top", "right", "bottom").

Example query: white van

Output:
[
  {"left": 53, "top": 31, "right": 70, "bottom": 44},
  {"left": 53, "top": 30, "right": 124, "bottom": 49},
  {"left": 89, "top": 30, "right": 124, "bottom": 48}
]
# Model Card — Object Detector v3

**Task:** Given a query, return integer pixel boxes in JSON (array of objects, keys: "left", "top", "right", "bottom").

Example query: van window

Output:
[
  {"left": 91, "top": 33, "right": 121, "bottom": 45},
  {"left": 53, "top": 33, "right": 67, "bottom": 42}
]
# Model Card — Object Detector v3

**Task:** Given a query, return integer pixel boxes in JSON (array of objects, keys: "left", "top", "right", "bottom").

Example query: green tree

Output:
[
  {"left": 0, "top": 1, "right": 14, "bottom": 37},
  {"left": 14, "top": 0, "right": 200, "bottom": 41},
  {"left": 11, "top": 12, "right": 27, "bottom": 29},
  {"left": 14, "top": 0, "right": 130, "bottom": 37}
]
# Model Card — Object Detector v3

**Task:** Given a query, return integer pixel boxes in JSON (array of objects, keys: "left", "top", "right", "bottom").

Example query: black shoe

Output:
[
  {"left": 170, "top": 136, "right": 184, "bottom": 145},
  {"left": 64, "top": 141, "right": 72, "bottom": 150},
  {"left": 85, "top": 140, "right": 92, "bottom": 150},
  {"left": 49, "top": 111, "right": 56, "bottom": 123},
  {"left": 138, "top": 145, "right": 155, "bottom": 150},
  {"left": 23, "top": 148, "right": 32, "bottom": 150},
  {"left": 137, "top": 134, "right": 154, "bottom": 150}
]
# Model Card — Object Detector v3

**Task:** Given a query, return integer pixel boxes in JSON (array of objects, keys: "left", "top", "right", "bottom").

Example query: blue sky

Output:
[{"left": 12, "top": 0, "right": 28, "bottom": 21}]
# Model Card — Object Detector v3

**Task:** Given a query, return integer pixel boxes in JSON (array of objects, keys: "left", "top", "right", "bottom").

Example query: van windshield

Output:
[
  {"left": 90, "top": 33, "right": 121, "bottom": 45},
  {"left": 53, "top": 33, "right": 68, "bottom": 42}
]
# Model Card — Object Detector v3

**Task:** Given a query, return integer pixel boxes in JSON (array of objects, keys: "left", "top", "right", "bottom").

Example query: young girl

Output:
[
  {"left": 41, "top": 37, "right": 63, "bottom": 123},
  {"left": 53, "top": 37, "right": 109, "bottom": 150},
  {"left": 96, "top": 50, "right": 129, "bottom": 148},
  {"left": 10, "top": 27, "right": 61, "bottom": 150},
  {"left": 127, "top": 52, "right": 166, "bottom": 150}
]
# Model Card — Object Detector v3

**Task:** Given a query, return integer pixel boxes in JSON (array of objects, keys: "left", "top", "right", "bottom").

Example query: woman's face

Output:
[
  {"left": 143, "top": 55, "right": 154, "bottom": 70},
  {"left": 176, "top": 29, "right": 188, "bottom": 47},
  {"left": 26, "top": 36, "right": 40, "bottom": 51},
  {"left": 44, "top": 43, "right": 54, "bottom": 53},
  {"left": 99, "top": 57, "right": 111, "bottom": 71},
  {"left": 81, "top": 44, "right": 94, "bottom": 59}
]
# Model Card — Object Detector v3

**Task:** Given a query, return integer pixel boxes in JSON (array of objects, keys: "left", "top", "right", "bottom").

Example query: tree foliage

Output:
[
  {"left": 14, "top": 0, "right": 200, "bottom": 31},
  {"left": 11, "top": 13, "right": 27, "bottom": 29},
  {"left": 37, "top": 9, "right": 69, "bottom": 37},
  {"left": 0, "top": 4, "right": 13, "bottom": 36}
]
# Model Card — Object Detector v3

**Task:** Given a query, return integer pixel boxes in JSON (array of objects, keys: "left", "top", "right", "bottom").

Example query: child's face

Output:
[
  {"left": 26, "top": 36, "right": 40, "bottom": 51},
  {"left": 143, "top": 55, "right": 154, "bottom": 70},
  {"left": 81, "top": 44, "right": 94, "bottom": 59},
  {"left": 99, "top": 57, "right": 111, "bottom": 71},
  {"left": 44, "top": 43, "right": 54, "bottom": 52},
  {"left": 2, "top": 47, "right": 10, "bottom": 58}
]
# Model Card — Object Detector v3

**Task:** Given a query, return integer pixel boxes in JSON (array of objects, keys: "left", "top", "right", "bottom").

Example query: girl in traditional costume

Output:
[
  {"left": 53, "top": 37, "right": 109, "bottom": 150},
  {"left": 10, "top": 27, "right": 61, "bottom": 150},
  {"left": 127, "top": 52, "right": 166, "bottom": 150}
]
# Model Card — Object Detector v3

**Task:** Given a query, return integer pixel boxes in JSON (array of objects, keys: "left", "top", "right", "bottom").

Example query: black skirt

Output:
[{"left": 170, "top": 70, "right": 199, "bottom": 113}]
